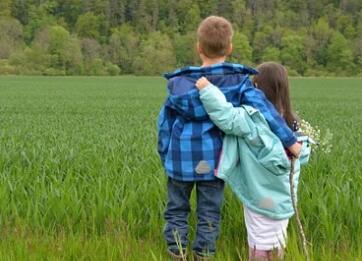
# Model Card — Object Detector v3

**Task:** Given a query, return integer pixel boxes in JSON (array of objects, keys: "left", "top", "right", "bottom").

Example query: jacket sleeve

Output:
[
  {"left": 296, "top": 135, "right": 312, "bottom": 166},
  {"left": 241, "top": 82, "right": 297, "bottom": 148},
  {"left": 199, "top": 84, "right": 253, "bottom": 136},
  {"left": 157, "top": 100, "right": 176, "bottom": 165}
]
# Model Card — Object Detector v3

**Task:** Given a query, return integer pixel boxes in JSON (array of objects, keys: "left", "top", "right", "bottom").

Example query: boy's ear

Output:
[
  {"left": 227, "top": 43, "right": 233, "bottom": 56},
  {"left": 197, "top": 42, "right": 202, "bottom": 55}
]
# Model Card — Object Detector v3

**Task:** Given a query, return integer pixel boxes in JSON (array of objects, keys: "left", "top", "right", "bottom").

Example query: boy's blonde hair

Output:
[{"left": 197, "top": 16, "right": 233, "bottom": 58}]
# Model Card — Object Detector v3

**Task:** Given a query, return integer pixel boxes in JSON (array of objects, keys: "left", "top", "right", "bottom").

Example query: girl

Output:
[{"left": 195, "top": 62, "right": 311, "bottom": 261}]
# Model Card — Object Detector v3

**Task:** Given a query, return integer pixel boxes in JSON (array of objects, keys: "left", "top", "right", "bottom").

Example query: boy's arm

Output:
[
  {"left": 241, "top": 83, "right": 298, "bottom": 148},
  {"left": 198, "top": 83, "right": 254, "bottom": 137},
  {"left": 157, "top": 102, "right": 175, "bottom": 165}
]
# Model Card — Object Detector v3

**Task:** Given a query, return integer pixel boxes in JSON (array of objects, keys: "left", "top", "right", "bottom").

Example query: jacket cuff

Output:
[
  {"left": 284, "top": 136, "right": 298, "bottom": 148},
  {"left": 199, "top": 83, "right": 215, "bottom": 95}
]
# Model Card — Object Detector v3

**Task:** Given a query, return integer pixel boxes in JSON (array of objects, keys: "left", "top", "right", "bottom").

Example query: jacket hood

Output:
[{"left": 164, "top": 63, "right": 257, "bottom": 121}]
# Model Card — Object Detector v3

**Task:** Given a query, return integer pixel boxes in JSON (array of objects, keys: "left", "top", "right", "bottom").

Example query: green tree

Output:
[
  {"left": 24, "top": 3, "right": 57, "bottom": 43},
  {"left": 353, "top": 37, "right": 362, "bottom": 72},
  {"left": 133, "top": 31, "right": 176, "bottom": 75},
  {"left": 85, "top": 58, "right": 107, "bottom": 75},
  {"left": 63, "top": 37, "right": 83, "bottom": 74},
  {"left": 326, "top": 32, "right": 354, "bottom": 73},
  {"left": 48, "top": 26, "right": 70, "bottom": 54},
  {"left": 280, "top": 32, "right": 307, "bottom": 75},
  {"left": 0, "top": 18, "right": 24, "bottom": 59},
  {"left": 310, "top": 17, "right": 333, "bottom": 66},
  {"left": 217, "top": 0, "right": 233, "bottom": 18},
  {"left": 247, "top": 0, "right": 278, "bottom": 29},
  {"left": 230, "top": 31, "right": 252, "bottom": 65},
  {"left": 167, "top": 0, "right": 179, "bottom": 29},
  {"left": 252, "top": 25, "right": 279, "bottom": 63},
  {"left": 1, "top": 0, "right": 362, "bottom": 76},
  {"left": 76, "top": 12, "right": 100, "bottom": 39},
  {"left": 9, "top": 46, "right": 51, "bottom": 74},
  {"left": 10, "top": 0, "right": 29, "bottom": 24},
  {"left": 107, "top": 24, "right": 139, "bottom": 73},
  {"left": 0, "top": 0, "right": 12, "bottom": 17},
  {"left": 33, "top": 25, "right": 82, "bottom": 73},
  {"left": 81, "top": 38, "right": 101, "bottom": 62},
  {"left": 184, "top": 4, "right": 201, "bottom": 32},
  {"left": 281, "top": 0, "right": 309, "bottom": 27},
  {"left": 261, "top": 46, "right": 280, "bottom": 62},
  {"left": 54, "top": 0, "right": 82, "bottom": 27},
  {"left": 230, "top": 0, "right": 247, "bottom": 28},
  {"left": 336, "top": 15, "right": 356, "bottom": 39},
  {"left": 134, "top": 0, "right": 151, "bottom": 33},
  {"left": 173, "top": 32, "right": 198, "bottom": 67},
  {"left": 356, "top": 10, "right": 362, "bottom": 37},
  {"left": 176, "top": 0, "right": 193, "bottom": 32},
  {"left": 107, "top": 0, "right": 126, "bottom": 26},
  {"left": 148, "top": 0, "right": 159, "bottom": 30},
  {"left": 45, "top": 25, "right": 69, "bottom": 70},
  {"left": 196, "top": 0, "right": 217, "bottom": 18}
]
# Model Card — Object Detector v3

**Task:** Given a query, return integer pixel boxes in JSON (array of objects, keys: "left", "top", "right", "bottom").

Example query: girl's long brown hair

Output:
[{"left": 252, "top": 62, "right": 296, "bottom": 129}]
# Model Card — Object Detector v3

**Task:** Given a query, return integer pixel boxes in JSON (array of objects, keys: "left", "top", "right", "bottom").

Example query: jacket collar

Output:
[{"left": 164, "top": 62, "right": 258, "bottom": 80}]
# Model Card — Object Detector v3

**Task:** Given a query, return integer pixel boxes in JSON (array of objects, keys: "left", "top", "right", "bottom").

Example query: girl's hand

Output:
[
  {"left": 195, "top": 77, "right": 211, "bottom": 90},
  {"left": 288, "top": 142, "right": 302, "bottom": 158}
]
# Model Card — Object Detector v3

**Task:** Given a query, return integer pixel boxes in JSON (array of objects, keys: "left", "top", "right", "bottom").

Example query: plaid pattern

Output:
[
  {"left": 158, "top": 63, "right": 296, "bottom": 181},
  {"left": 164, "top": 63, "right": 258, "bottom": 80}
]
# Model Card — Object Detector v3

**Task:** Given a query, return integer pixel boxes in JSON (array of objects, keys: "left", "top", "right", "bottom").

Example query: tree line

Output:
[{"left": 0, "top": 0, "right": 362, "bottom": 76}]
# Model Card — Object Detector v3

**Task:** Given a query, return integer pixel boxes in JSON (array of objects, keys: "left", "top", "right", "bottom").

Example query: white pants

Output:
[{"left": 244, "top": 207, "right": 289, "bottom": 251}]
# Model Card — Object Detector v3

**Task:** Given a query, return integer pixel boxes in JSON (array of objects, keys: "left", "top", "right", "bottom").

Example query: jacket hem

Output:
[
  {"left": 243, "top": 203, "right": 294, "bottom": 220},
  {"left": 217, "top": 172, "right": 294, "bottom": 220},
  {"left": 166, "top": 172, "right": 219, "bottom": 182}
]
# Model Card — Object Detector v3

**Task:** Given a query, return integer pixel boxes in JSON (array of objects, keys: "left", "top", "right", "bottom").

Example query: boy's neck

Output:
[{"left": 201, "top": 56, "right": 226, "bottom": 67}]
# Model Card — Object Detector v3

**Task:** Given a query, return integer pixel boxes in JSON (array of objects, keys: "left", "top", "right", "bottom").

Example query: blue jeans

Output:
[{"left": 164, "top": 177, "right": 225, "bottom": 256}]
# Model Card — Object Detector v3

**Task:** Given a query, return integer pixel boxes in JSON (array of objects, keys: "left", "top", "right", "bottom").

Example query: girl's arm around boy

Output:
[
  {"left": 196, "top": 77, "right": 301, "bottom": 157},
  {"left": 197, "top": 79, "right": 253, "bottom": 137}
]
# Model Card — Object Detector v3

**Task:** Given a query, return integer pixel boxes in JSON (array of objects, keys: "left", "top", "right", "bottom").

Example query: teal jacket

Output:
[{"left": 199, "top": 84, "right": 311, "bottom": 220}]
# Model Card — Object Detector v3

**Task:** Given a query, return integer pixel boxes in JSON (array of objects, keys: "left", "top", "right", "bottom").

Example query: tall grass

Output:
[{"left": 0, "top": 76, "right": 361, "bottom": 260}]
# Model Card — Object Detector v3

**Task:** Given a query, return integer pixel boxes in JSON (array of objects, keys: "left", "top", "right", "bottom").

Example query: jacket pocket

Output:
[
  {"left": 244, "top": 126, "right": 291, "bottom": 176},
  {"left": 259, "top": 131, "right": 291, "bottom": 176}
]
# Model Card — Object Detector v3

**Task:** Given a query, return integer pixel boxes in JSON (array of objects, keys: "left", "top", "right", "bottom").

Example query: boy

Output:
[{"left": 158, "top": 16, "right": 301, "bottom": 260}]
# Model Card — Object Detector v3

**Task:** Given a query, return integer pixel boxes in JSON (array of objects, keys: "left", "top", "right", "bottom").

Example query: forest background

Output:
[{"left": 1, "top": 0, "right": 362, "bottom": 76}]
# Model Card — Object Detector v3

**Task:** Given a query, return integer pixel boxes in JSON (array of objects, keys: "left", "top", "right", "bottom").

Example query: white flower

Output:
[{"left": 299, "top": 119, "right": 332, "bottom": 154}]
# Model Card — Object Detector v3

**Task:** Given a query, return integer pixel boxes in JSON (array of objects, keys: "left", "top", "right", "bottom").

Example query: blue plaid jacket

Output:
[{"left": 157, "top": 63, "right": 297, "bottom": 181}]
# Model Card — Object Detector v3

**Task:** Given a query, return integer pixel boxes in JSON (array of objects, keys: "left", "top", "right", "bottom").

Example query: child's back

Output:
[{"left": 159, "top": 63, "right": 257, "bottom": 181}]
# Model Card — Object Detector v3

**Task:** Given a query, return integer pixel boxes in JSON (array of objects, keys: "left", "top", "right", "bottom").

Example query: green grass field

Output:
[{"left": 0, "top": 76, "right": 361, "bottom": 260}]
